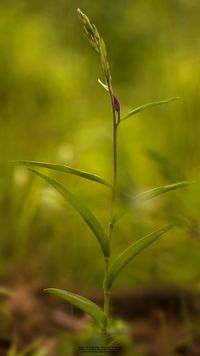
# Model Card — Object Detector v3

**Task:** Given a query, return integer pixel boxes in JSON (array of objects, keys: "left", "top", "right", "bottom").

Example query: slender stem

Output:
[
  {"left": 103, "top": 289, "right": 110, "bottom": 325},
  {"left": 111, "top": 116, "right": 117, "bottom": 221},
  {"left": 103, "top": 257, "right": 110, "bottom": 334},
  {"left": 107, "top": 78, "right": 119, "bottom": 238},
  {"left": 103, "top": 76, "right": 120, "bottom": 336}
]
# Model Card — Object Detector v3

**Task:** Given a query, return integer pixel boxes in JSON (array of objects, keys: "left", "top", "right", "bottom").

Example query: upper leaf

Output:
[
  {"left": 45, "top": 288, "right": 106, "bottom": 328},
  {"left": 134, "top": 181, "right": 190, "bottom": 202},
  {"left": 29, "top": 169, "right": 110, "bottom": 257},
  {"left": 104, "top": 223, "right": 175, "bottom": 290},
  {"left": 121, "top": 97, "right": 179, "bottom": 122},
  {"left": 11, "top": 160, "right": 111, "bottom": 188}
]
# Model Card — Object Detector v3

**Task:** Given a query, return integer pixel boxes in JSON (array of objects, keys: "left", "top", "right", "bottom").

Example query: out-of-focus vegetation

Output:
[{"left": 1, "top": 0, "right": 200, "bottom": 292}]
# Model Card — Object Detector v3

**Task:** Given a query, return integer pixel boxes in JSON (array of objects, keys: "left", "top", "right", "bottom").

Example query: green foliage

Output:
[
  {"left": 11, "top": 8, "right": 187, "bottom": 338},
  {"left": 134, "top": 181, "right": 191, "bottom": 202},
  {"left": 6, "top": 2, "right": 199, "bottom": 341},
  {"left": 11, "top": 160, "right": 112, "bottom": 187},
  {"left": 28, "top": 168, "right": 110, "bottom": 258},
  {"left": 121, "top": 97, "right": 179, "bottom": 122},
  {"left": 104, "top": 223, "right": 175, "bottom": 290},
  {"left": 1, "top": 0, "right": 199, "bottom": 287},
  {"left": 56, "top": 320, "right": 132, "bottom": 356},
  {"left": 45, "top": 288, "right": 106, "bottom": 328},
  {"left": 7, "top": 338, "right": 44, "bottom": 356}
]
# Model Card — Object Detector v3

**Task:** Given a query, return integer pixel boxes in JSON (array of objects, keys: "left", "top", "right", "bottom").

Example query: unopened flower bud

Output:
[{"left": 113, "top": 95, "right": 120, "bottom": 112}]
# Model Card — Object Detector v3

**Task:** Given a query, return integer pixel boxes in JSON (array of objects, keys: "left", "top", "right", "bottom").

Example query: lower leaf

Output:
[
  {"left": 104, "top": 223, "right": 175, "bottom": 290},
  {"left": 45, "top": 288, "right": 106, "bottom": 328}
]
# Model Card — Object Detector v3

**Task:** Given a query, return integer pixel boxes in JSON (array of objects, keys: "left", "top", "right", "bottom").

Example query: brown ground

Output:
[{"left": 1, "top": 279, "right": 200, "bottom": 355}]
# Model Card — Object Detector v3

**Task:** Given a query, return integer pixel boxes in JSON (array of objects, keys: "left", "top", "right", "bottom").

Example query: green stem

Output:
[
  {"left": 107, "top": 78, "right": 119, "bottom": 238},
  {"left": 103, "top": 257, "right": 110, "bottom": 336},
  {"left": 104, "top": 289, "right": 110, "bottom": 324},
  {"left": 103, "top": 77, "right": 120, "bottom": 336}
]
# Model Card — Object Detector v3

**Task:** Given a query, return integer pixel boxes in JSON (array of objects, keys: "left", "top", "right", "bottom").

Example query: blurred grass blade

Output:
[
  {"left": 11, "top": 160, "right": 111, "bottom": 188},
  {"left": 121, "top": 97, "right": 179, "bottom": 122},
  {"left": 45, "top": 288, "right": 106, "bottom": 328},
  {"left": 19, "top": 339, "right": 43, "bottom": 356},
  {"left": 7, "top": 341, "right": 17, "bottom": 356},
  {"left": 0, "top": 287, "right": 13, "bottom": 298},
  {"left": 29, "top": 169, "right": 110, "bottom": 257},
  {"left": 104, "top": 223, "right": 175, "bottom": 290},
  {"left": 98, "top": 78, "right": 109, "bottom": 91},
  {"left": 135, "top": 181, "right": 190, "bottom": 202}
]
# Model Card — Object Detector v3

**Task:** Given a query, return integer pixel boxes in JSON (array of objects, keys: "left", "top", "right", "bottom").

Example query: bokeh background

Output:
[{"left": 1, "top": 0, "right": 200, "bottom": 335}]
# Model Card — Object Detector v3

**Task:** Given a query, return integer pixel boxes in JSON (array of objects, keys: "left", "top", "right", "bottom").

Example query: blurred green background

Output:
[{"left": 1, "top": 0, "right": 200, "bottom": 292}]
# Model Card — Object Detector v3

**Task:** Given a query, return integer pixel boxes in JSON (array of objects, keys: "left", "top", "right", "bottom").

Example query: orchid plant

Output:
[{"left": 12, "top": 9, "right": 188, "bottom": 338}]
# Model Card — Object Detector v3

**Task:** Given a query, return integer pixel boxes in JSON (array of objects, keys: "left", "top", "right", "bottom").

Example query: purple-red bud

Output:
[{"left": 113, "top": 95, "right": 120, "bottom": 112}]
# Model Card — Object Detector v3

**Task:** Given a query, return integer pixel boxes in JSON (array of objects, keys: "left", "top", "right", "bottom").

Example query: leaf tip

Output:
[
  {"left": 171, "top": 96, "right": 180, "bottom": 101},
  {"left": 44, "top": 288, "right": 55, "bottom": 294}
]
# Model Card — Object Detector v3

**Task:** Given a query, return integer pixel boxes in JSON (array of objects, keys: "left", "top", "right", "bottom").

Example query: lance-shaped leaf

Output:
[
  {"left": 134, "top": 181, "right": 191, "bottom": 202},
  {"left": 29, "top": 169, "right": 110, "bottom": 257},
  {"left": 120, "top": 97, "right": 179, "bottom": 122},
  {"left": 11, "top": 160, "right": 111, "bottom": 188},
  {"left": 104, "top": 223, "right": 175, "bottom": 290},
  {"left": 45, "top": 288, "right": 106, "bottom": 328}
]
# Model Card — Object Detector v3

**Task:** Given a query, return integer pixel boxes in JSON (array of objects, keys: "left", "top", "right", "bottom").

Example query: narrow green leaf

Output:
[
  {"left": 29, "top": 169, "right": 110, "bottom": 257},
  {"left": 10, "top": 160, "right": 111, "bottom": 188},
  {"left": 121, "top": 97, "right": 179, "bottom": 122},
  {"left": 98, "top": 78, "right": 109, "bottom": 91},
  {"left": 134, "top": 181, "right": 190, "bottom": 202},
  {"left": 45, "top": 288, "right": 106, "bottom": 328},
  {"left": 104, "top": 223, "right": 175, "bottom": 290}
]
